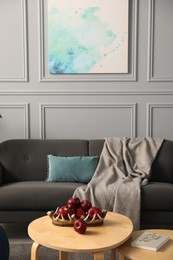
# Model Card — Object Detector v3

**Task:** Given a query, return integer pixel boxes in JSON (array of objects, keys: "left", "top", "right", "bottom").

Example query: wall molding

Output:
[
  {"left": 38, "top": 0, "right": 138, "bottom": 82},
  {"left": 147, "top": 103, "right": 173, "bottom": 136},
  {"left": 39, "top": 103, "right": 137, "bottom": 138},
  {"left": 147, "top": 0, "right": 173, "bottom": 82},
  {"left": 0, "top": 0, "right": 28, "bottom": 82},
  {"left": 0, "top": 103, "right": 30, "bottom": 138},
  {"left": 1, "top": 90, "right": 173, "bottom": 96}
]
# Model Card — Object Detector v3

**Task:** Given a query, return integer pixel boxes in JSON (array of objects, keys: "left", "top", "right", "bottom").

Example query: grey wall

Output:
[{"left": 0, "top": 0, "right": 173, "bottom": 141}]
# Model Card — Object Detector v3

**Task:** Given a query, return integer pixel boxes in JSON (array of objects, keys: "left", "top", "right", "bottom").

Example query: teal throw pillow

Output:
[{"left": 46, "top": 155, "right": 99, "bottom": 183}]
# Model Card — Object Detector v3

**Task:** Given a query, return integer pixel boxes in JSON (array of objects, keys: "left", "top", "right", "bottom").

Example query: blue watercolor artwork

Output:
[{"left": 48, "top": 0, "right": 129, "bottom": 74}]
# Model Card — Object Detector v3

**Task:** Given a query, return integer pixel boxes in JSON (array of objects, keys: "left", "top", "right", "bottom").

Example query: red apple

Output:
[
  {"left": 67, "top": 197, "right": 81, "bottom": 208},
  {"left": 75, "top": 208, "right": 86, "bottom": 219},
  {"left": 66, "top": 203, "right": 75, "bottom": 214},
  {"left": 57, "top": 205, "right": 74, "bottom": 219},
  {"left": 73, "top": 219, "right": 87, "bottom": 234},
  {"left": 57, "top": 206, "right": 66, "bottom": 216},
  {"left": 87, "top": 207, "right": 102, "bottom": 220},
  {"left": 80, "top": 200, "right": 92, "bottom": 212}
]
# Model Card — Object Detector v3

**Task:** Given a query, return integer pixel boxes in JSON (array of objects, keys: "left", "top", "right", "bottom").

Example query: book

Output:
[{"left": 131, "top": 232, "right": 169, "bottom": 251}]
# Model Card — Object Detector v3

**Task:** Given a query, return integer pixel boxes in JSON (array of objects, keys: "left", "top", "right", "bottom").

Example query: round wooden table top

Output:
[
  {"left": 28, "top": 212, "right": 133, "bottom": 253},
  {"left": 118, "top": 229, "right": 173, "bottom": 260}
]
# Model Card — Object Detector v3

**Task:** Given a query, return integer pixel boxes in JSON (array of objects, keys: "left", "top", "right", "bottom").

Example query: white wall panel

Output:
[
  {"left": 39, "top": 103, "right": 137, "bottom": 139},
  {"left": 0, "top": 0, "right": 28, "bottom": 82},
  {"left": 0, "top": 1, "right": 173, "bottom": 141},
  {"left": 148, "top": 0, "right": 173, "bottom": 82},
  {"left": 147, "top": 103, "right": 173, "bottom": 139},
  {"left": 0, "top": 103, "right": 29, "bottom": 141}
]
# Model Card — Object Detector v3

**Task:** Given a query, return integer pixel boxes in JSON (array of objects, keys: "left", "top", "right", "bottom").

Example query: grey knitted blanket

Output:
[{"left": 74, "top": 137, "right": 163, "bottom": 230}]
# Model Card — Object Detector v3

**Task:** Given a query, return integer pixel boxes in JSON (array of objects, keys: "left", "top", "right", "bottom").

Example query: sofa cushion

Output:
[
  {"left": 141, "top": 182, "right": 173, "bottom": 210},
  {"left": 47, "top": 155, "right": 99, "bottom": 183},
  {"left": 0, "top": 181, "right": 83, "bottom": 210}
]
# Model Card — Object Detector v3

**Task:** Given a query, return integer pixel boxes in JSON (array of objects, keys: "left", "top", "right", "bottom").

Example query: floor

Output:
[
  {"left": 2, "top": 222, "right": 31, "bottom": 241},
  {"left": 1, "top": 222, "right": 32, "bottom": 260}
]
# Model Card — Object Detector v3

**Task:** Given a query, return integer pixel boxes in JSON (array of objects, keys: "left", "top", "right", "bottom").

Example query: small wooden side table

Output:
[
  {"left": 28, "top": 212, "right": 133, "bottom": 260},
  {"left": 118, "top": 229, "right": 173, "bottom": 260}
]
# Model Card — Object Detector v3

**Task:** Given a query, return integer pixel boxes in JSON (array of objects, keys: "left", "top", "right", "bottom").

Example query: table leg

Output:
[
  {"left": 110, "top": 248, "right": 116, "bottom": 260},
  {"left": 93, "top": 252, "right": 104, "bottom": 260},
  {"left": 31, "top": 242, "right": 40, "bottom": 260},
  {"left": 59, "top": 251, "right": 68, "bottom": 260}
]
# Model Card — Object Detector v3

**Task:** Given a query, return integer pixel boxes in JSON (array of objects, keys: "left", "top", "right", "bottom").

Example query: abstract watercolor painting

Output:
[{"left": 48, "top": 0, "right": 129, "bottom": 74}]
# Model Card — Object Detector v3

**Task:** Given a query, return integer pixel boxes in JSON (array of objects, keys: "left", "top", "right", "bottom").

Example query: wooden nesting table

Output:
[
  {"left": 28, "top": 211, "right": 133, "bottom": 260},
  {"left": 118, "top": 229, "right": 173, "bottom": 260}
]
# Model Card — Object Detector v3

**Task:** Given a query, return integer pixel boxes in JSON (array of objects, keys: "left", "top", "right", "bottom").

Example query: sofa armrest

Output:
[{"left": 0, "top": 164, "right": 3, "bottom": 185}]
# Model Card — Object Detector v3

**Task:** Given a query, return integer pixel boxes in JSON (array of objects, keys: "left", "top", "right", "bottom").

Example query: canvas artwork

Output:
[{"left": 48, "top": 0, "right": 129, "bottom": 74}]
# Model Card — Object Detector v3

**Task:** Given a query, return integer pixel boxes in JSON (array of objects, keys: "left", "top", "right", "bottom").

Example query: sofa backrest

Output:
[
  {"left": 0, "top": 139, "right": 89, "bottom": 183},
  {"left": 89, "top": 139, "right": 105, "bottom": 156},
  {"left": 89, "top": 139, "right": 173, "bottom": 184},
  {"left": 0, "top": 138, "right": 173, "bottom": 184},
  {"left": 150, "top": 139, "right": 173, "bottom": 183}
]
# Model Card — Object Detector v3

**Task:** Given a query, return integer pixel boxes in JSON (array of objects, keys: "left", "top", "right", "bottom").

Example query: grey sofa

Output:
[{"left": 0, "top": 139, "right": 173, "bottom": 230}]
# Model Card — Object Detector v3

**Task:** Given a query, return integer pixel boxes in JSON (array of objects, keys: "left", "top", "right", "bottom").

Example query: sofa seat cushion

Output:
[
  {"left": 141, "top": 182, "right": 173, "bottom": 210},
  {"left": 0, "top": 181, "right": 83, "bottom": 210}
]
